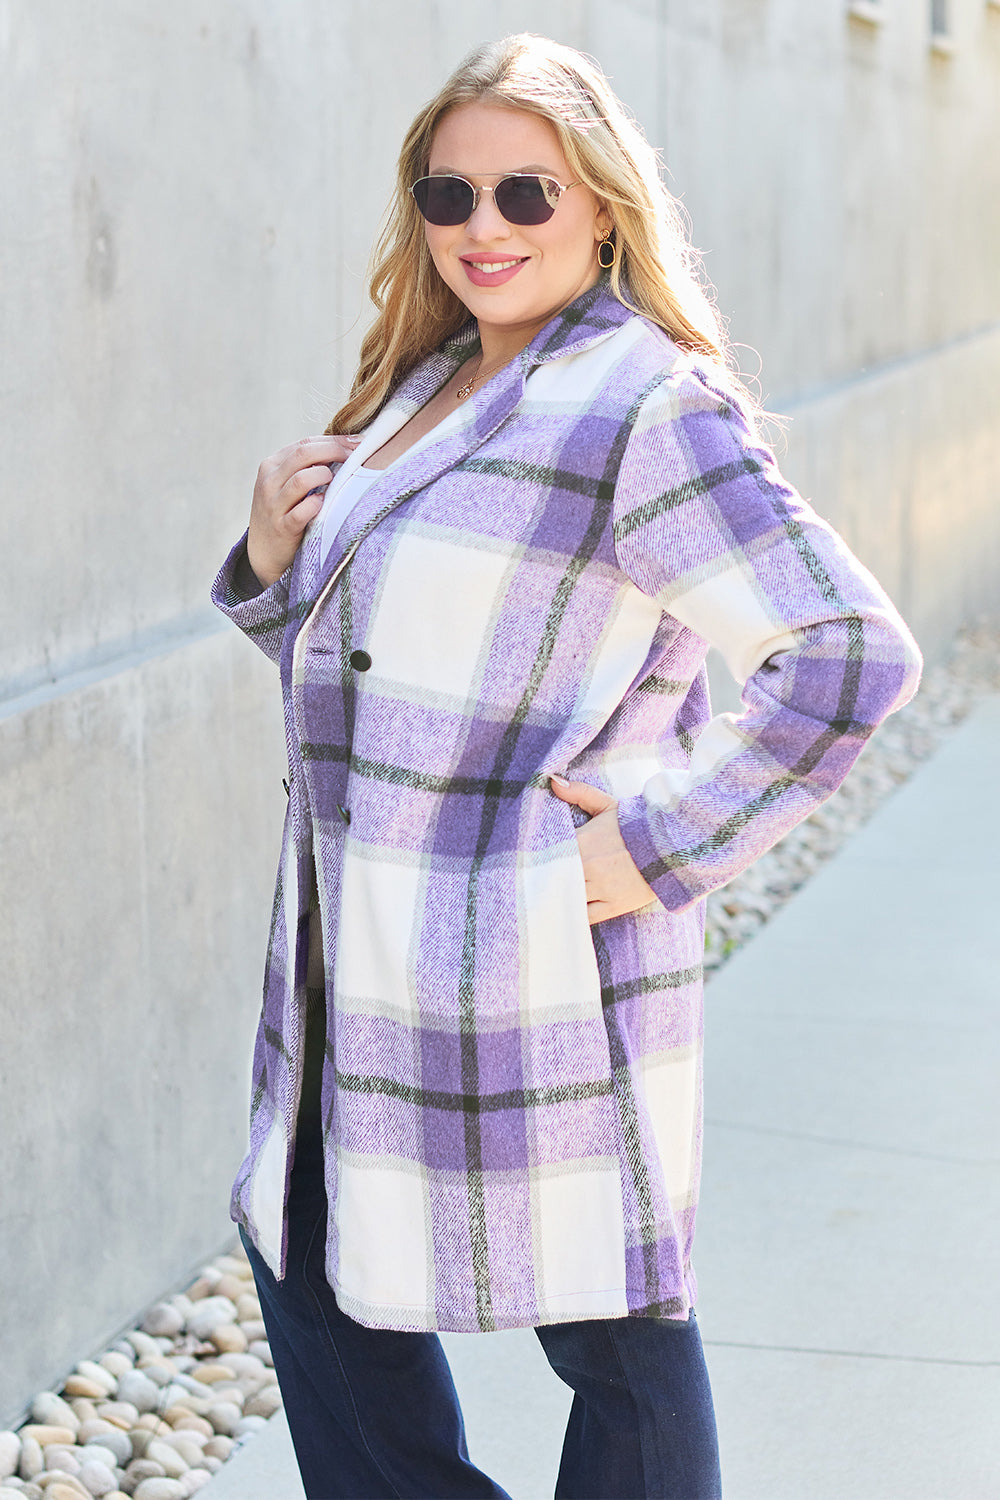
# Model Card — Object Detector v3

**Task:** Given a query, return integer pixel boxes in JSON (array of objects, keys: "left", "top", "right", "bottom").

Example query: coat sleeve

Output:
[
  {"left": 612, "top": 364, "right": 923, "bottom": 914},
  {"left": 211, "top": 531, "right": 293, "bottom": 665}
]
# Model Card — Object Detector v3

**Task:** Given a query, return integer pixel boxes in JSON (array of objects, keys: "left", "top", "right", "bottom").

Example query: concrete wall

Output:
[
  {"left": 2, "top": 0, "right": 997, "bottom": 1422},
  {"left": 648, "top": 0, "right": 1000, "bottom": 656}
]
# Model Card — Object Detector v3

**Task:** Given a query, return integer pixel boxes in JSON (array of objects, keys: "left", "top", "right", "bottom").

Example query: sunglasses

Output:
[{"left": 410, "top": 173, "right": 580, "bottom": 227}]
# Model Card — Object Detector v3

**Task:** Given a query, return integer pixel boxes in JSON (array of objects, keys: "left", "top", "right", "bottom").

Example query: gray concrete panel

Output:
[
  {"left": 0, "top": 628, "right": 286, "bottom": 1424},
  {"left": 706, "top": 1344, "right": 1000, "bottom": 1500},
  {"left": 696, "top": 695, "right": 1000, "bottom": 1490}
]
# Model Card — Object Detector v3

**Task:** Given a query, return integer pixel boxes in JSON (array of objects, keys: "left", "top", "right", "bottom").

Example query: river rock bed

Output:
[
  {"left": 0, "top": 1244, "right": 281, "bottom": 1499},
  {"left": 704, "top": 619, "right": 1000, "bottom": 973}
]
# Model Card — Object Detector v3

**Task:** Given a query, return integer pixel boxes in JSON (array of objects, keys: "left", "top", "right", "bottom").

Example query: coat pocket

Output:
[{"left": 515, "top": 791, "right": 604, "bottom": 1024}]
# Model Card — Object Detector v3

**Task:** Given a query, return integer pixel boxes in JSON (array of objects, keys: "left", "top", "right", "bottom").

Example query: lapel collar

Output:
[
  {"left": 311, "top": 276, "right": 634, "bottom": 590},
  {"left": 523, "top": 272, "right": 635, "bottom": 370}
]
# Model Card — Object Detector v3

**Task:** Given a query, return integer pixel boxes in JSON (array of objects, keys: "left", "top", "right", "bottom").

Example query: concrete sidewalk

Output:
[{"left": 205, "top": 694, "right": 1000, "bottom": 1499}]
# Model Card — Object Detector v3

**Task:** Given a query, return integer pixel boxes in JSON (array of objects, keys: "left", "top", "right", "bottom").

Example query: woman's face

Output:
[{"left": 423, "top": 102, "right": 610, "bottom": 346}]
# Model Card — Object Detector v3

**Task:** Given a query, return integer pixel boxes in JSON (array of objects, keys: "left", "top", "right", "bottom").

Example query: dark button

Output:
[
  {"left": 282, "top": 775, "right": 292, "bottom": 798},
  {"left": 349, "top": 649, "right": 372, "bottom": 672},
  {"left": 337, "top": 804, "right": 351, "bottom": 825}
]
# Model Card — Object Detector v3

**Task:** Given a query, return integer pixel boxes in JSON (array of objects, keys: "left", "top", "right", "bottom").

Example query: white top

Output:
[
  {"left": 319, "top": 466, "right": 380, "bottom": 566},
  {"left": 317, "top": 398, "right": 468, "bottom": 566}
]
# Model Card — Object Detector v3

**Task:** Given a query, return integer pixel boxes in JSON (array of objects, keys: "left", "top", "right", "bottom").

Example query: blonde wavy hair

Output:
[{"left": 326, "top": 33, "right": 735, "bottom": 436}]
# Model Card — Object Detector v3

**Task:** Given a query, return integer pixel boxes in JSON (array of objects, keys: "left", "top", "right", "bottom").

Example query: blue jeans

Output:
[{"left": 240, "top": 1106, "right": 721, "bottom": 1499}]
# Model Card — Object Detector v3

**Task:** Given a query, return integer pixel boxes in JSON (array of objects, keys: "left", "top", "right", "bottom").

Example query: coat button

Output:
[
  {"left": 349, "top": 649, "right": 372, "bottom": 672},
  {"left": 337, "top": 804, "right": 351, "bottom": 825}
]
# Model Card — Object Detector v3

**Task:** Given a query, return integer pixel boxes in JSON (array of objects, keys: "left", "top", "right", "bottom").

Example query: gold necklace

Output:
[{"left": 455, "top": 353, "right": 509, "bottom": 401}]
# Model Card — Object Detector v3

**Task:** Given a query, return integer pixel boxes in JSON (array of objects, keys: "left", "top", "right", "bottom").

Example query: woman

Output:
[{"left": 213, "top": 33, "right": 921, "bottom": 1500}]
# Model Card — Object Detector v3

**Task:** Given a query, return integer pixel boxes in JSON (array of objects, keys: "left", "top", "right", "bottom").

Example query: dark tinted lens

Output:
[
  {"left": 494, "top": 175, "right": 559, "bottom": 225},
  {"left": 412, "top": 176, "right": 474, "bottom": 226}
]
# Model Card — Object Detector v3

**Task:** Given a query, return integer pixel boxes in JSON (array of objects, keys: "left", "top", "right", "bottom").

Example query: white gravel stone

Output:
[
  {"left": 155, "top": 1388, "right": 188, "bottom": 1414},
  {"left": 204, "top": 1405, "right": 242, "bottom": 1439},
  {"left": 42, "top": 1453, "right": 79, "bottom": 1477},
  {"left": 213, "top": 1258, "right": 249, "bottom": 1282},
  {"left": 0, "top": 1437, "right": 19, "bottom": 1481},
  {"left": 73, "top": 1366, "right": 116, "bottom": 1399},
  {"left": 124, "top": 1458, "right": 165, "bottom": 1486},
  {"left": 178, "top": 1473, "right": 210, "bottom": 1499},
  {"left": 112, "top": 1377, "right": 159, "bottom": 1417},
  {"left": 152, "top": 1440, "right": 200, "bottom": 1473},
  {"left": 132, "top": 1482, "right": 185, "bottom": 1500},
  {"left": 35, "top": 1476, "right": 88, "bottom": 1497},
  {"left": 165, "top": 1400, "right": 211, "bottom": 1424},
  {"left": 243, "top": 1387, "right": 281, "bottom": 1420},
  {"left": 29, "top": 1403, "right": 76, "bottom": 1439},
  {"left": 232, "top": 1417, "right": 267, "bottom": 1440},
  {"left": 247, "top": 1341, "right": 273, "bottom": 1367},
  {"left": 18, "top": 1441, "right": 43, "bottom": 1482},
  {"left": 188, "top": 1366, "right": 236, "bottom": 1392},
  {"left": 139, "top": 1307, "right": 183, "bottom": 1341},
  {"left": 97, "top": 1355, "right": 132, "bottom": 1382},
  {"left": 207, "top": 1326, "right": 247, "bottom": 1357},
  {"left": 218, "top": 1353, "right": 265, "bottom": 1383},
  {"left": 199, "top": 1439, "right": 231, "bottom": 1464},
  {"left": 202, "top": 1386, "right": 242, "bottom": 1411},
  {"left": 76, "top": 1461, "right": 117, "bottom": 1498},
  {"left": 166, "top": 1377, "right": 202, "bottom": 1400},
  {"left": 123, "top": 1335, "right": 160, "bottom": 1364},
  {"left": 140, "top": 1446, "right": 185, "bottom": 1483},
  {"left": 94, "top": 1404, "right": 138, "bottom": 1432},
  {"left": 74, "top": 1450, "right": 114, "bottom": 1477},
  {"left": 183, "top": 1301, "right": 237, "bottom": 1344},
  {"left": 83, "top": 1439, "right": 127, "bottom": 1474}
]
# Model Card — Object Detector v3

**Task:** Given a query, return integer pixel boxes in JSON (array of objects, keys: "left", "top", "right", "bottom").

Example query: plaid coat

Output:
[{"left": 213, "top": 279, "right": 921, "bottom": 1333}]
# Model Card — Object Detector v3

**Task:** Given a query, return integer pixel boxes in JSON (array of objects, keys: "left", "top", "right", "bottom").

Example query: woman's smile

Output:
[{"left": 460, "top": 253, "right": 530, "bottom": 286}]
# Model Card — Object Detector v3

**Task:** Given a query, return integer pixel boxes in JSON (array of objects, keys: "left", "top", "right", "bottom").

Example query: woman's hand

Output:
[
  {"left": 247, "top": 434, "right": 361, "bottom": 587},
  {"left": 550, "top": 775, "right": 658, "bottom": 925}
]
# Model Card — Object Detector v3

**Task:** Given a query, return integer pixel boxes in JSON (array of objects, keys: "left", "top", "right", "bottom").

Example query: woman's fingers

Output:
[
  {"left": 265, "top": 435, "right": 360, "bottom": 491},
  {"left": 247, "top": 433, "right": 359, "bottom": 588},
  {"left": 549, "top": 774, "right": 616, "bottom": 817},
  {"left": 286, "top": 488, "right": 327, "bottom": 527},
  {"left": 558, "top": 795, "right": 658, "bottom": 924},
  {"left": 278, "top": 464, "right": 336, "bottom": 515}
]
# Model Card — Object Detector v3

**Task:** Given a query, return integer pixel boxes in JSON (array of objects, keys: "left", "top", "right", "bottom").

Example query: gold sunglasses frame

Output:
[{"left": 410, "top": 172, "right": 581, "bottom": 225}]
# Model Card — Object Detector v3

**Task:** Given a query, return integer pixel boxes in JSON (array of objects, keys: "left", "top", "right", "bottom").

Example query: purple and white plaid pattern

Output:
[{"left": 213, "top": 280, "right": 921, "bottom": 1333}]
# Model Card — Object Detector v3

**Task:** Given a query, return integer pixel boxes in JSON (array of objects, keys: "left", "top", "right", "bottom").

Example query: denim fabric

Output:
[
  {"left": 241, "top": 1101, "right": 721, "bottom": 1500},
  {"left": 535, "top": 1313, "right": 721, "bottom": 1498}
]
